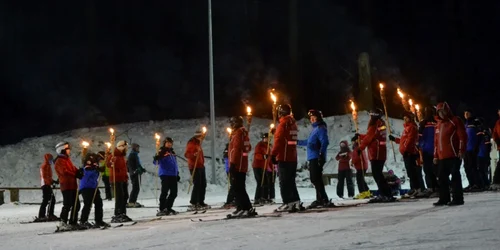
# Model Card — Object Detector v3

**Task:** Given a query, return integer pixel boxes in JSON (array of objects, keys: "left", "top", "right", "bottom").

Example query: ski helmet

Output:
[
  {"left": 84, "top": 152, "right": 97, "bottom": 165},
  {"left": 230, "top": 116, "right": 244, "bottom": 129},
  {"left": 55, "top": 142, "right": 70, "bottom": 154},
  {"left": 116, "top": 140, "right": 128, "bottom": 151},
  {"left": 307, "top": 109, "right": 323, "bottom": 119},
  {"left": 164, "top": 137, "right": 174, "bottom": 144},
  {"left": 261, "top": 133, "right": 269, "bottom": 139},
  {"left": 369, "top": 108, "right": 383, "bottom": 118},
  {"left": 277, "top": 104, "right": 292, "bottom": 117},
  {"left": 402, "top": 111, "right": 414, "bottom": 120}
]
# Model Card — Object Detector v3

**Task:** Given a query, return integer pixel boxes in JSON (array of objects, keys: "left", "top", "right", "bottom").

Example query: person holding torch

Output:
[{"left": 184, "top": 127, "right": 209, "bottom": 210}]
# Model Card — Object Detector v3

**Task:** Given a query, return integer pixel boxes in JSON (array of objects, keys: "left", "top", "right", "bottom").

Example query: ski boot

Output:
[
  {"left": 47, "top": 215, "right": 60, "bottom": 221},
  {"left": 167, "top": 208, "right": 178, "bottom": 215},
  {"left": 199, "top": 203, "right": 211, "bottom": 210},
  {"left": 57, "top": 222, "right": 73, "bottom": 232},
  {"left": 79, "top": 221, "right": 94, "bottom": 229},
  {"left": 94, "top": 221, "right": 111, "bottom": 228},
  {"left": 156, "top": 209, "right": 168, "bottom": 216},
  {"left": 33, "top": 217, "right": 48, "bottom": 223}
]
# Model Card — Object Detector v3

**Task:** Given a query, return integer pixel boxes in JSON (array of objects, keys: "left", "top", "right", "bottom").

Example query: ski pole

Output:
[{"left": 154, "top": 134, "right": 161, "bottom": 204}]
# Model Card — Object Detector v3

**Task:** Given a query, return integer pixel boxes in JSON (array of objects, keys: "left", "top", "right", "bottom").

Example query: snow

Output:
[
  {"left": 0, "top": 112, "right": 472, "bottom": 203},
  {"left": 0, "top": 113, "right": 498, "bottom": 249},
  {"left": 1, "top": 192, "right": 500, "bottom": 249}
]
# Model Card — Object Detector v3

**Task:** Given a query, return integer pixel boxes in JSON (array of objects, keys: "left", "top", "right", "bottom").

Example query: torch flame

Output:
[
  {"left": 397, "top": 88, "right": 404, "bottom": 99},
  {"left": 350, "top": 100, "right": 356, "bottom": 111},
  {"left": 155, "top": 133, "right": 160, "bottom": 140},
  {"left": 105, "top": 142, "right": 111, "bottom": 148},
  {"left": 409, "top": 99, "right": 413, "bottom": 106},
  {"left": 415, "top": 104, "right": 420, "bottom": 111},
  {"left": 202, "top": 126, "right": 207, "bottom": 134},
  {"left": 109, "top": 128, "right": 114, "bottom": 135},
  {"left": 226, "top": 127, "right": 232, "bottom": 134},
  {"left": 270, "top": 92, "right": 277, "bottom": 104},
  {"left": 270, "top": 123, "right": 275, "bottom": 129},
  {"left": 82, "top": 141, "right": 89, "bottom": 148},
  {"left": 246, "top": 106, "right": 252, "bottom": 115},
  {"left": 379, "top": 83, "right": 384, "bottom": 90}
]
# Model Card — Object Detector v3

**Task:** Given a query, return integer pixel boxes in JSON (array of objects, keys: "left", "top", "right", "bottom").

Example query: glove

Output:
[
  {"left": 263, "top": 154, "right": 268, "bottom": 160},
  {"left": 52, "top": 179, "right": 59, "bottom": 185},
  {"left": 271, "top": 155, "right": 278, "bottom": 165},
  {"left": 318, "top": 154, "right": 326, "bottom": 166},
  {"left": 433, "top": 158, "right": 438, "bottom": 165},
  {"left": 177, "top": 175, "right": 180, "bottom": 182},
  {"left": 352, "top": 133, "right": 360, "bottom": 141},
  {"left": 153, "top": 155, "right": 159, "bottom": 162},
  {"left": 388, "top": 135, "right": 395, "bottom": 141},
  {"left": 75, "top": 168, "right": 84, "bottom": 179},
  {"left": 357, "top": 149, "right": 362, "bottom": 156}
]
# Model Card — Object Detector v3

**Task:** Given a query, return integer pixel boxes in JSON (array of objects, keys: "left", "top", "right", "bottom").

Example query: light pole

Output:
[{"left": 208, "top": 0, "right": 217, "bottom": 184}]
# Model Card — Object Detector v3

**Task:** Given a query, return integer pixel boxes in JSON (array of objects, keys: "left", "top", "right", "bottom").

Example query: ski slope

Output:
[{"left": 1, "top": 192, "right": 499, "bottom": 250}]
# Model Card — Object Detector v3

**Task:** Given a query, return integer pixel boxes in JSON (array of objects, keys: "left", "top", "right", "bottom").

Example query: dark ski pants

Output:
[
  {"left": 404, "top": 154, "right": 421, "bottom": 190},
  {"left": 464, "top": 151, "right": 478, "bottom": 187},
  {"left": 80, "top": 188, "right": 103, "bottom": 223},
  {"left": 60, "top": 189, "right": 80, "bottom": 225},
  {"left": 438, "top": 157, "right": 464, "bottom": 203},
  {"left": 190, "top": 168, "right": 207, "bottom": 205},
  {"left": 225, "top": 172, "right": 236, "bottom": 204},
  {"left": 38, "top": 185, "right": 55, "bottom": 218},
  {"left": 159, "top": 176, "right": 178, "bottom": 211},
  {"left": 477, "top": 157, "right": 490, "bottom": 188},
  {"left": 232, "top": 171, "right": 252, "bottom": 210},
  {"left": 309, "top": 159, "right": 329, "bottom": 202},
  {"left": 355, "top": 169, "right": 369, "bottom": 193},
  {"left": 128, "top": 174, "right": 141, "bottom": 203},
  {"left": 112, "top": 182, "right": 128, "bottom": 216},
  {"left": 423, "top": 152, "right": 439, "bottom": 191},
  {"left": 253, "top": 168, "right": 269, "bottom": 201},
  {"left": 337, "top": 169, "right": 354, "bottom": 198},
  {"left": 268, "top": 170, "right": 276, "bottom": 199},
  {"left": 371, "top": 160, "right": 392, "bottom": 197},
  {"left": 102, "top": 175, "right": 112, "bottom": 199},
  {"left": 278, "top": 162, "right": 300, "bottom": 204}
]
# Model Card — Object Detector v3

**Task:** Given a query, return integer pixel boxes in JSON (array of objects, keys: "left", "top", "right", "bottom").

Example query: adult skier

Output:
[
  {"left": 185, "top": 129, "right": 209, "bottom": 209},
  {"left": 297, "top": 109, "right": 330, "bottom": 207},
  {"left": 433, "top": 102, "right": 467, "bottom": 206},
  {"left": 127, "top": 143, "right": 146, "bottom": 208},
  {"left": 98, "top": 151, "right": 112, "bottom": 200},
  {"left": 222, "top": 143, "right": 236, "bottom": 208},
  {"left": 271, "top": 104, "right": 304, "bottom": 211},
  {"left": 252, "top": 133, "right": 273, "bottom": 205},
  {"left": 463, "top": 109, "right": 480, "bottom": 192},
  {"left": 351, "top": 138, "right": 370, "bottom": 199},
  {"left": 228, "top": 116, "right": 255, "bottom": 216},
  {"left": 489, "top": 109, "right": 500, "bottom": 191},
  {"left": 335, "top": 140, "right": 354, "bottom": 199},
  {"left": 418, "top": 107, "right": 439, "bottom": 197},
  {"left": 107, "top": 140, "right": 132, "bottom": 222}
]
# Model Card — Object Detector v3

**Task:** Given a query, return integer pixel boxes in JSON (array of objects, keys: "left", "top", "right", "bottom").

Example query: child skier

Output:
[
  {"left": 36, "top": 153, "right": 59, "bottom": 222},
  {"left": 335, "top": 140, "right": 354, "bottom": 198},
  {"left": 223, "top": 143, "right": 236, "bottom": 208},
  {"left": 79, "top": 153, "right": 110, "bottom": 228},
  {"left": 351, "top": 139, "right": 370, "bottom": 199},
  {"left": 127, "top": 143, "right": 145, "bottom": 208},
  {"left": 98, "top": 151, "right": 112, "bottom": 200},
  {"left": 155, "top": 137, "right": 180, "bottom": 216},
  {"left": 385, "top": 170, "right": 401, "bottom": 196}
]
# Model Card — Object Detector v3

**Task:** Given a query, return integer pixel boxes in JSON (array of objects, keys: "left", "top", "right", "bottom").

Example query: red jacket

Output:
[
  {"left": 351, "top": 143, "right": 368, "bottom": 171},
  {"left": 433, "top": 102, "right": 468, "bottom": 160},
  {"left": 253, "top": 140, "right": 272, "bottom": 169},
  {"left": 54, "top": 154, "right": 78, "bottom": 191},
  {"left": 229, "top": 127, "right": 252, "bottom": 173},
  {"left": 271, "top": 115, "right": 298, "bottom": 162},
  {"left": 394, "top": 121, "right": 419, "bottom": 155},
  {"left": 359, "top": 119, "right": 387, "bottom": 161},
  {"left": 107, "top": 148, "right": 128, "bottom": 183},
  {"left": 40, "top": 154, "right": 53, "bottom": 187},
  {"left": 336, "top": 142, "right": 352, "bottom": 171},
  {"left": 184, "top": 137, "right": 205, "bottom": 169},
  {"left": 493, "top": 118, "right": 500, "bottom": 150}
]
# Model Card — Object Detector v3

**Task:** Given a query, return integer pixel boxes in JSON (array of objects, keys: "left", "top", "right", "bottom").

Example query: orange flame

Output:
[
  {"left": 82, "top": 141, "right": 89, "bottom": 148},
  {"left": 379, "top": 83, "right": 384, "bottom": 90},
  {"left": 246, "top": 106, "right": 252, "bottom": 115},
  {"left": 226, "top": 127, "right": 232, "bottom": 134},
  {"left": 109, "top": 128, "right": 114, "bottom": 135},
  {"left": 270, "top": 92, "right": 277, "bottom": 104},
  {"left": 350, "top": 100, "right": 356, "bottom": 111},
  {"left": 105, "top": 142, "right": 111, "bottom": 148},
  {"left": 202, "top": 127, "right": 207, "bottom": 134},
  {"left": 397, "top": 88, "right": 404, "bottom": 99},
  {"left": 415, "top": 104, "right": 420, "bottom": 111},
  {"left": 155, "top": 133, "right": 160, "bottom": 141},
  {"left": 270, "top": 123, "right": 275, "bottom": 129},
  {"left": 409, "top": 99, "right": 413, "bottom": 106}
]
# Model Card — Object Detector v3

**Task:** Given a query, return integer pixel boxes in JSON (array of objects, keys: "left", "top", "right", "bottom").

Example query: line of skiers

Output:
[{"left": 35, "top": 103, "right": 500, "bottom": 227}]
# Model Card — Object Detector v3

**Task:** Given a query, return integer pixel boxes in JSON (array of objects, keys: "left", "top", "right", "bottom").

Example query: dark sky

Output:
[{"left": 1, "top": 0, "right": 499, "bottom": 145}]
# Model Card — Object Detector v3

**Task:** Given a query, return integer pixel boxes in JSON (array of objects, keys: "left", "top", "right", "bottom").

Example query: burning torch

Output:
[
  {"left": 246, "top": 106, "right": 252, "bottom": 132},
  {"left": 379, "top": 83, "right": 397, "bottom": 162}
]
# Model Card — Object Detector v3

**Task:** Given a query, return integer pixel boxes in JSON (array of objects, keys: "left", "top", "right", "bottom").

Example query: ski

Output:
[
  {"left": 192, "top": 210, "right": 207, "bottom": 215},
  {"left": 190, "top": 213, "right": 281, "bottom": 222}
]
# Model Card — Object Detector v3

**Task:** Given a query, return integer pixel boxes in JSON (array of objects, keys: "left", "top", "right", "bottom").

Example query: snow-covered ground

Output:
[
  {"left": 1, "top": 191, "right": 499, "bottom": 250},
  {"left": 1, "top": 112, "right": 468, "bottom": 203}
]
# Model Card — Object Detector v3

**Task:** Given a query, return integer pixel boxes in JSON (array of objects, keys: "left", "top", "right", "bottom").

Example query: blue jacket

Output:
[
  {"left": 297, "top": 121, "right": 329, "bottom": 161},
  {"left": 79, "top": 166, "right": 99, "bottom": 190},
  {"left": 478, "top": 129, "right": 492, "bottom": 158},
  {"left": 465, "top": 118, "right": 479, "bottom": 152},
  {"left": 224, "top": 157, "right": 229, "bottom": 173},
  {"left": 154, "top": 147, "right": 179, "bottom": 177},
  {"left": 418, "top": 119, "right": 436, "bottom": 154}
]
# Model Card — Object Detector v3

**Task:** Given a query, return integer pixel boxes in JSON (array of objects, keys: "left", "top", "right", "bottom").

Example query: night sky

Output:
[{"left": 1, "top": 0, "right": 499, "bottom": 145}]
